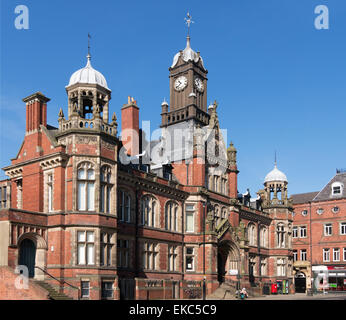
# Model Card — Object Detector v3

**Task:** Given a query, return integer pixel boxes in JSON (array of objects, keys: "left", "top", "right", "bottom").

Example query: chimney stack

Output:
[
  {"left": 121, "top": 96, "right": 139, "bottom": 156},
  {"left": 23, "top": 92, "right": 50, "bottom": 134}
]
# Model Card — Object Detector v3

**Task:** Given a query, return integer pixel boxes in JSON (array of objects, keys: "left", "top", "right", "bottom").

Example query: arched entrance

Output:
[
  {"left": 19, "top": 239, "right": 36, "bottom": 278},
  {"left": 217, "top": 240, "right": 240, "bottom": 283},
  {"left": 17, "top": 232, "right": 47, "bottom": 280},
  {"left": 295, "top": 271, "right": 306, "bottom": 293}
]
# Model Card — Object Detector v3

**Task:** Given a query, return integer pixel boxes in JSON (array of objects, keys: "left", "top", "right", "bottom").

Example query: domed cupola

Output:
[
  {"left": 264, "top": 163, "right": 288, "bottom": 183},
  {"left": 67, "top": 54, "right": 110, "bottom": 90},
  {"left": 263, "top": 159, "right": 289, "bottom": 207}
]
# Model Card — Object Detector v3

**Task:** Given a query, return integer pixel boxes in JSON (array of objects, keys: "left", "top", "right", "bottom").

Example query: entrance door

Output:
[
  {"left": 19, "top": 239, "right": 36, "bottom": 278},
  {"left": 295, "top": 272, "right": 306, "bottom": 293}
]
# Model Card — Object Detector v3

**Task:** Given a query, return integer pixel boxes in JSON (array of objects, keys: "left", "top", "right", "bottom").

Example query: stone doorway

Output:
[
  {"left": 295, "top": 271, "right": 306, "bottom": 293},
  {"left": 18, "top": 238, "right": 36, "bottom": 278}
]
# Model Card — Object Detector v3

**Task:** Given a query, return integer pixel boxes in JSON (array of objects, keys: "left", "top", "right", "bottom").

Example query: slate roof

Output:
[
  {"left": 291, "top": 192, "right": 319, "bottom": 204},
  {"left": 313, "top": 172, "right": 346, "bottom": 202},
  {"left": 291, "top": 172, "right": 346, "bottom": 204}
]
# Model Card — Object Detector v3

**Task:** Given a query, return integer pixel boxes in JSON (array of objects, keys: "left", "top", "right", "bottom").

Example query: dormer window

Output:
[{"left": 331, "top": 182, "right": 343, "bottom": 196}]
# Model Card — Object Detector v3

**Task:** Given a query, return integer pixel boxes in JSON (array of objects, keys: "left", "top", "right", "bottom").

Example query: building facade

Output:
[
  {"left": 291, "top": 170, "right": 346, "bottom": 293},
  {"left": 0, "top": 27, "right": 295, "bottom": 300}
]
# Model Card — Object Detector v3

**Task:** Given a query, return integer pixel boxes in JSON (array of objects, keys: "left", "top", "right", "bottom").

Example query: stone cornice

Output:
[
  {"left": 239, "top": 209, "right": 272, "bottom": 225},
  {"left": 118, "top": 171, "right": 187, "bottom": 200},
  {"left": 5, "top": 167, "right": 23, "bottom": 179},
  {"left": 40, "top": 154, "right": 69, "bottom": 170}
]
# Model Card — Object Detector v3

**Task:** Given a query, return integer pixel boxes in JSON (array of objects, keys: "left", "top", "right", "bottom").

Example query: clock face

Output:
[
  {"left": 174, "top": 76, "right": 188, "bottom": 91},
  {"left": 194, "top": 77, "right": 204, "bottom": 92}
]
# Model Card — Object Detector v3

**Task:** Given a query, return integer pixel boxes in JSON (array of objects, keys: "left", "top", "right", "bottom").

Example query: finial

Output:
[
  {"left": 112, "top": 112, "right": 117, "bottom": 123},
  {"left": 58, "top": 108, "right": 64, "bottom": 118},
  {"left": 184, "top": 12, "right": 194, "bottom": 37},
  {"left": 274, "top": 150, "right": 277, "bottom": 168},
  {"left": 86, "top": 33, "right": 92, "bottom": 65}
]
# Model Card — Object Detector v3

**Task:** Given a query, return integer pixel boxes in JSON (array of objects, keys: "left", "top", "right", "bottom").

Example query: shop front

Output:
[
  {"left": 327, "top": 266, "right": 346, "bottom": 292},
  {"left": 312, "top": 265, "right": 346, "bottom": 292}
]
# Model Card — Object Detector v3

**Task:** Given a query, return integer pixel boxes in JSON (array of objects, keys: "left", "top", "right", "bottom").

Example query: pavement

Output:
[{"left": 247, "top": 292, "right": 346, "bottom": 300}]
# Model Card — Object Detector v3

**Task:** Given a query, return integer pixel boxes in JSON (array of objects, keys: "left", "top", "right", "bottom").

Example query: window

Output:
[
  {"left": 101, "top": 281, "right": 113, "bottom": 300},
  {"left": 300, "top": 226, "right": 307, "bottom": 238},
  {"left": 277, "top": 258, "right": 286, "bottom": 277},
  {"left": 77, "top": 231, "right": 95, "bottom": 265},
  {"left": 340, "top": 222, "right": 346, "bottom": 235},
  {"left": 332, "top": 206, "right": 339, "bottom": 213},
  {"left": 214, "top": 206, "right": 221, "bottom": 228},
  {"left": 168, "top": 245, "right": 178, "bottom": 272},
  {"left": 260, "top": 258, "right": 267, "bottom": 276},
  {"left": 165, "top": 201, "right": 178, "bottom": 232},
  {"left": 260, "top": 227, "right": 267, "bottom": 247},
  {"left": 77, "top": 163, "right": 95, "bottom": 211},
  {"left": 248, "top": 224, "right": 256, "bottom": 246},
  {"left": 343, "top": 248, "right": 346, "bottom": 261},
  {"left": 276, "top": 224, "right": 285, "bottom": 248},
  {"left": 100, "top": 166, "right": 112, "bottom": 213},
  {"left": 185, "top": 204, "right": 195, "bottom": 232},
  {"left": 333, "top": 186, "right": 341, "bottom": 195},
  {"left": 141, "top": 196, "right": 157, "bottom": 227},
  {"left": 81, "top": 281, "right": 90, "bottom": 298},
  {"left": 142, "top": 242, "right": 158, "bottom": 270},
  {"left": 47, "top": 174, "right": 53, "bottom": 212},
  {"left": 324, "top": 224, "right": 332, "bottom": 236},
  {"left": 333, "top": 248, "right": 340, "bottom": 261},
  {"left": 323, "top": 248, "right": 330, "bottom": 262},
  {"left": 300, "top": 249, "right": 307, "bottom": 261},
  {"left": 293, "top": 250, "right": 298, "bottom": 262},
  {"left": 292, "top": 227, "right": 298, "bottom": 238},
  {"left": 301, "top": 210, "right": 308, "bottom": 216},
  {"left": 185, "top": 247, "right": 194, "bottom": 271},
  {"left": 100, "top": 233, "right": 114, "bottom": 266},
  {"left": 117, "top": 239, "right": 129, "bottom": 268},
  {"left": 118, "top": 190, "right": 131, "bottom": 222},
  {"left": 317, "top": 208, "right": 324, "bottom": 215},
  {"left": 331, "top": 182, "right": 343, "bottom": 196},
  {"left": 16, "top": 179, "right": 22, "bottom": 209}
]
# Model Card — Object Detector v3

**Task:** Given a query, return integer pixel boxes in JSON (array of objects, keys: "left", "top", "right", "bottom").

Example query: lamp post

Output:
[{"left": 202, "top": 201, "right": 206, "bottom": 300}]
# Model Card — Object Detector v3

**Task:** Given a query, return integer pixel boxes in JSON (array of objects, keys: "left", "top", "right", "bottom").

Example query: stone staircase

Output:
[
  {"left": 207, "top": 282, "right": 237, "bottom": 300},
  {"left": 35, "top": 281, "right": 74, "bottom": 300}
]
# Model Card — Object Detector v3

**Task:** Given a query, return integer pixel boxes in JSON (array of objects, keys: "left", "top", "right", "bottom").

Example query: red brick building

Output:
[
  {"left": 0, "top": 31, "right": 295, "bottom": 300},
  {"left": 291, "top": 170, "right": 346, "bottom": 293}
]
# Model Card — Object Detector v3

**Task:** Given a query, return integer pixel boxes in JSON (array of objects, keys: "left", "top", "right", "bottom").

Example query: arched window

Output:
[
  {"left": 276, "top": 223, "right": 285, "bottom": 248},
  {"left": 118, "top": 190, "right": 131, "bottom": 222},
  {"left": 260, "top": 227, "right": 267, "bottom": 248},
  {"left": 214, "top": 206, "right": 221, "bottom": 227},
  {"left": 221, "top": 207, "right": 228, "bottom": 220},
  {"left": 248, "top": 223, "right": 256, "bottom": 246},
  {"left": 100, "top": 166, "right": 112, "bottom": 213},
  {"left": 165, "top": 201, "right": 178, "bottom": 231},
  {"left": 77, "top": 162, "right": 95, "bottom": 211},
  {"left": 141, "top": 195, "right": 157, "bottom": 227}
]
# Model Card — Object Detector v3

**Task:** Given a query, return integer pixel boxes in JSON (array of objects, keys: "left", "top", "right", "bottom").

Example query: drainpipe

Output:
[
  {"left": 309, "top": 200, "right": 313, "bottom": 293},
  {"left": 135, "top": 188, "right": 139, "bottom": 277}
]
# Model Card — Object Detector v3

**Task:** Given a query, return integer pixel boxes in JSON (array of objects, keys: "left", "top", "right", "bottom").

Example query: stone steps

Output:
[{"left": 35, "top": 281, "right": 74, "bottom": 300}]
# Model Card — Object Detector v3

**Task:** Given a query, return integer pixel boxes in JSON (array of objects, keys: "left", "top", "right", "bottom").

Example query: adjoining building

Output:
[
  {"left": 291, "top": 170, "right": 346, "bottom": 293},
  {"left": 0, "top": 19, "right": 295, "bottom": 300}
]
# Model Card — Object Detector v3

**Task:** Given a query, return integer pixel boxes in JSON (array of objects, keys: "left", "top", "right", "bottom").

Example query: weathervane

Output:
[{"left": 184, "top": 12, "right": 194, "bottom": 36}]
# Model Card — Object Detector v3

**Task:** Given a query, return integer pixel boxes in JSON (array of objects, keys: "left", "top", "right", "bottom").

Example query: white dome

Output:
[
  {"left": 67, "top": 54, "right": 109, "bottom": 90},
  {"left": 171, "top": 36, "right": 205, "bottom": 69},
  {"left": 264, "top": 164, "right": 287, "bottom": 183}
]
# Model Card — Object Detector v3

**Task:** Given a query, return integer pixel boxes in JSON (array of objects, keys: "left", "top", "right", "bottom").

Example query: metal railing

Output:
[{"left": 34, "top": 266, "right": 80, "bottom": 299}]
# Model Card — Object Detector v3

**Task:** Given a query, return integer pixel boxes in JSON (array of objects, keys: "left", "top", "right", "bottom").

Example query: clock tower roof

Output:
[{"left": 171, "top": 36, "right": 205, "bottom": 70}]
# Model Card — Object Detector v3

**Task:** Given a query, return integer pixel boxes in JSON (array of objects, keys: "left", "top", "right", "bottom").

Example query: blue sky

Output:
[{"left": 1, "top": 0, "right": 346, "bottom": 196}]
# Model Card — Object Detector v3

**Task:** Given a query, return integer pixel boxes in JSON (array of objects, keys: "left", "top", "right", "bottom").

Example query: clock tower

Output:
[{"left": 161, "top": 14, "right": 209, "bottom": 128}]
